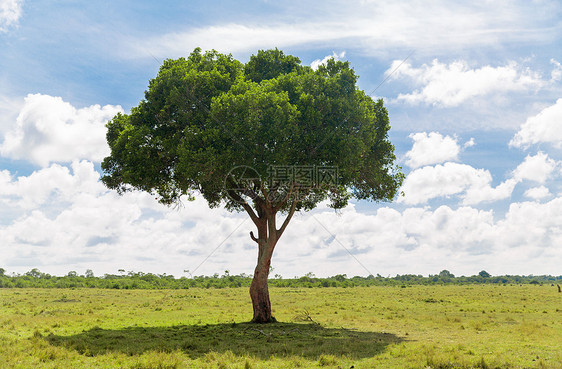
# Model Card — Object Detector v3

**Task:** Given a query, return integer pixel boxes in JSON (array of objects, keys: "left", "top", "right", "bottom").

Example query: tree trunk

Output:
[
  {"left": 244, "top": 197, "right": 297, "bottom": 323},
  {"left": 250, "top": 249, "right": 275, "bottom": 323},
  {"left": 249, "top": 217, "right": 277, "bottom": 323}
]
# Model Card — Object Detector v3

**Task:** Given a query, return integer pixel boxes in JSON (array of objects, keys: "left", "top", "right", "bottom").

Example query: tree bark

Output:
[
  {"left": 250, "top": 247, "right": 275, "bottom": 323},
  {"left": 249, "top": 207, "right": 277, "bottom": 323}
]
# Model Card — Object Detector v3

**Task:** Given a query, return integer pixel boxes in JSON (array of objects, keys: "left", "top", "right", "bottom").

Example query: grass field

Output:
[{"left": 0, "top": 285, "right": 560, "bottom": 368}]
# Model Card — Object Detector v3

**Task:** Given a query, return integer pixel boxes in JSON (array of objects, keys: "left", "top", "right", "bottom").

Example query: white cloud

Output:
[
  {"left": 389, "top": 59, "right": 545, "bottom": 106},
  {"left": 0, "top": 94, "right": 23, "bottom": 135},
  {"left": 310, "top": 51, "right": 346, "bottom": 70},
  {"left": 463, "top": 179, "right": 519, "bottom": 206},
  {"left": 404, "top": 132, "right": 460, "bottom": 168},
  {"left": 512, "top": 152, "right": 558, "bottom": 183},
  {"left": 496, "top": 198, "right": 562, "bottom": 251},
  {"left": 126, "top": 1, "right": 560, "bottom": 59},
  {"left": 278, "top": 198, "right": 562, "bottom": 276},
  {"left": 399, "top": 162, "right": 517, "bottom": 205},
  {"left": 510, "top": 98, "right": 562, "bottom": 148},
  {"left": 0, "top": 161, "right": 104, "bottom": 208},
  {"left": 131, "top": 23, "right": 338, "bottom": 60},
  {"left": 524, "top": 186, "right": 551, "bottom": 200},
  {"left": 400, "top": 151, "right": 560, "bottom": 206},
  {"left": 463, "top": 138, "right": 475, "bottom": 148},
  {"left": 551, "top": 59, "right": 562, "bottom": 81},
  {"left": 0, "top": 0, "right": 23, "bottom": 32},
  {"left": 0, "top": 94, "right": 123, "bottom": 167}
]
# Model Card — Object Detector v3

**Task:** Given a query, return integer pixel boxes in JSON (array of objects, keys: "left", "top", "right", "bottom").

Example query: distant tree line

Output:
[{"left": 0, "top": 268, "right": 560, "bottom": 289}]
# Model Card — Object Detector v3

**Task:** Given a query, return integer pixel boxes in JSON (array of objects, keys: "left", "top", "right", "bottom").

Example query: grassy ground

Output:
[{"left": 0, "top": 285, "right": 560, "bottom": 368}]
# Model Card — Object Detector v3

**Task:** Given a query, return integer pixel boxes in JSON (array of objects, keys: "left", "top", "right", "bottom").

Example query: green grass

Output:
[{"left": 0, "top": 285, "right": 560, "bottom": 368}]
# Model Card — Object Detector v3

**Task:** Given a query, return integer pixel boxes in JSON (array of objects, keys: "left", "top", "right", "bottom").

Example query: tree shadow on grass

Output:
[{"left": 45, "top": 322, "right": 403, "bottom": 360}]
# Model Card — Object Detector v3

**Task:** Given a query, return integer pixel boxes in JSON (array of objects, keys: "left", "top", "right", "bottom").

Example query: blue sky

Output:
[{"left": 1, "top": 0, "right": 561, "bottom": 278}]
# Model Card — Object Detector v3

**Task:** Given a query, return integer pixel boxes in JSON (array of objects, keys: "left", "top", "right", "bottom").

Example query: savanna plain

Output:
[{"left": 0, "top": 285, "right": 560, "bottom": 368}]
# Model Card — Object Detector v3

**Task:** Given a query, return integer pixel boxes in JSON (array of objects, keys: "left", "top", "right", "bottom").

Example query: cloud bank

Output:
[
  {"left": 399, "top": 162, "right": 518, "bottom": 206},
  {"left": 0, "top": 94, "right": 123, "bottom": 167},
  {"left": 1, "top": 161, "right": 562, "bottom": 277},
  {"left": 389, "top": 60, "right": 546, "bottom": 106}
]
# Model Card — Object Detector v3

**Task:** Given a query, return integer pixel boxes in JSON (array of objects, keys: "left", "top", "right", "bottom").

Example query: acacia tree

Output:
[{"left": 102, "top": 48, "right": 403, "bottom": 323}]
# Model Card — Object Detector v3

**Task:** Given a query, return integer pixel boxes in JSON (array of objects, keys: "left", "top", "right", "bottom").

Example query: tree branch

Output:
[
  {"left": 250, "top": 231, "right": 259, "bottom": 244},
  {"left": 228, "top": 189, "right": 259, "bottom": 226},
  {"left": 241, "top": 202, "right": 260, "bottom": 227},
  {"left": 253, "top": 193, "right": 267, "bottom": 216},
  {"left": 277, "top": 198, "right": 298, "bottom": 240}
]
